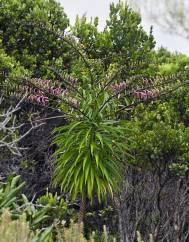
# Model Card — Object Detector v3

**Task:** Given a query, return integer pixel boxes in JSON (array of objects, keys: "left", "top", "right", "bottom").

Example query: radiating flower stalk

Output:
[
  {"left": 19, "top": 78, "right": 78, "bottom": 108},
  {"left": 20, "top": 77, "right": 170, "bottom": 109}
]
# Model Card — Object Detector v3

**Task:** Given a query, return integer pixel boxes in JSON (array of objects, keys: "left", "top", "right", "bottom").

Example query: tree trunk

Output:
[{"left": 78, "top": 196, "right": 86, "bottom": 225}]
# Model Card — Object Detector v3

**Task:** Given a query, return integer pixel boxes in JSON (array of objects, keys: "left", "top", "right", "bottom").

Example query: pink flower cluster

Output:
[
  {"left": 133, "top": 89, "right": 160, "bottom": 101},
  {"left": 30, "top": 79, "right": 65, "bottom": 95},
  {"left": 111, "top": 82, "right": 127, "bottom": 94},
  {"left": 23, "top": 79, "right": 67, "bottom": 106},
  {"left": 27, "top": 94, "right": 49, "bottom": 106},
  {"left": 21, "top": 79, "right": 79, "bottom": 108}
]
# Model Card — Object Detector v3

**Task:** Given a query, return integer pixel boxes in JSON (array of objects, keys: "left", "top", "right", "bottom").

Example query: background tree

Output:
[
  {"left": 0, "top": 0, "right": 71, "bottom": 78},
  {"left": 72, "top": 1, "right": 155, "bottom": 72}
]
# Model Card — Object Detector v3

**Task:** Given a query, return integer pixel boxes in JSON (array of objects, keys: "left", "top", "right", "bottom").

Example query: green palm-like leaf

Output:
[{"left": 53, "top": 119, "right": 128, "bottom": 203}]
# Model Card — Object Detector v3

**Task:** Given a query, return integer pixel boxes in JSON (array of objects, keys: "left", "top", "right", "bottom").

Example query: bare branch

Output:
[{"left": 0, "top": 96, "right": 44, "bottom": 156}]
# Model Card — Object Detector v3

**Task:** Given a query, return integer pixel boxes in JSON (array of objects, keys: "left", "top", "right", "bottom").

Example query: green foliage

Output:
[
  {"left": 0, "top": 175, "right": 51, "bottom": 230},
  {"left": 0, "top": 175, "right": 25, "bottom": 210},
  {"left": 0, "top": 49, "right": 26, "bottom": 77},
  {"left": 127, "top": 98, "right": 189, "bottom": 174},
  {"left": 105, "top": 2, "right": 155, "bottom": 65},
  {"left": 0, "top": 210, "right": 52, "bottom": 242},
  {"left": 72, "top": 1, "right": 155, "bottom": 70},
  {"left": 158, "top": 53, "right": 189, "bottom": 75},
  {"left": 0, "top": 0, "right": 69, "bottom": 78},
  {"left": 53, "top": 119, "right": 127, "bottom": 202},
  {"left": 0, "top": 176, "right": 54, "bottom": 241},
  {"left": 170, "top": 86, "right": 189, "bottom": 123},
  {"left": 54, "top": 221, "right": 116, "bottom": 242},
  {"left": 37, "top": 191, "right": 63, "bottom": 207},
  {"left": 0, "top": 210, "right": 35, "bottom": 242},
  {"left": 36, "top": 191, "right": 76, "bottom": 224},
  {"left": 56, "top": 221, "right": 88, "bottom": 242},
  {"left": 0, "top": 177, "right": 116, "bottom": 242},
  {"left": 72, "top": 15, "right": 100, "bottom": 59},
  {"left": 169, "top": 163, "right": 189, "bottom": 176},
  {"left": 21, "top": 194, "right": 50, "bottom": 230},
  {"left": 159, "top": 63, "right": 180, "bottom": 75},
  {"left": 0, "top": 48, "right": 29, "bottom": 90},
  {"left": 0, "top": 209, "right": 115, "bottom": 242},
  {"left": 127, "top": 46, "right": 189, "bottom": 173},
  {"left": 146, "top": 48, "right": 189, "bottom": 76}
]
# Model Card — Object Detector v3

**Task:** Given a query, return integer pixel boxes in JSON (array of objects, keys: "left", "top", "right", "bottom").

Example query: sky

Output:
[{"left": 59, "top": 0, "right": 189, "bottom": 55}]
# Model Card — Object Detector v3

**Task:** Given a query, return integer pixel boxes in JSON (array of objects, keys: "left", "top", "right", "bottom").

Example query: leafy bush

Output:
[
  {"left": 0, "top": 48, "right": 29, "bottom": 91},
  {"left": 0, "top": 210, "right": 35, "bottom": 242},
  {"left": 36, "top": 191, "right": 76, "bottom": 225},
  {"left": 0, "top": 210, "right": 115, "bottom": 242},
  {"left": 0, "top": 209, "right": 52, "bottom": 242},
  {"left": 0, "top": 0, "right": 70, "bottom": 78},
  {"left": 0, "top": 175, "right": 51, "bottom": 230},
  {"left": 72, "top": 1, "right": 155, "bottom": 70},
  {"left": 0, "top": 175, "right": 25, "bottom": 210}
]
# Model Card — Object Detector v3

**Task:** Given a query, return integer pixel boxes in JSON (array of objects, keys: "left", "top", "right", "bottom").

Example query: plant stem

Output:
[{"left": 78, "top": 195, "right": 86, "bottom": 225}]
